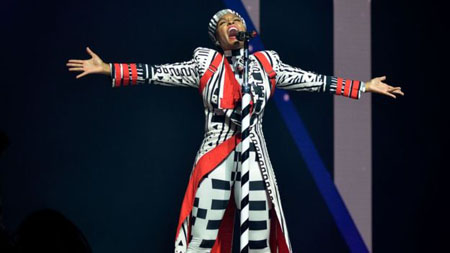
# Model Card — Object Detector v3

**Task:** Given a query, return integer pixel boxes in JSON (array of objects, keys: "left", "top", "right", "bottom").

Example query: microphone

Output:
[{"left": 229, "top": 30, "right": 257, "bottom": 41}]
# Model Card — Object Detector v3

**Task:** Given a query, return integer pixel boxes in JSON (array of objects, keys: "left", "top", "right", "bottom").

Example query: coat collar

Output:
[{"left": 223, "top": 48, "right": 244, "bottom": 58}]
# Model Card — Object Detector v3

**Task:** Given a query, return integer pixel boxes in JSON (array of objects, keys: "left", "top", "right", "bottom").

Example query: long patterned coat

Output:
[{"left": 110, "top": 47, "right": 365, "bottom": 252}]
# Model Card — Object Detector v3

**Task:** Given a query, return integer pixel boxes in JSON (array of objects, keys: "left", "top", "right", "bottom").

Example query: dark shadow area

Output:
[
  {"left": 372, "top": 0, "right": 447, "bottom": 252},
  {"left": 14, "top": 209, "right": 91, "bottom": 253},
  {"left": 0, "top": 131, "right": 14, "bottom": 252},
  {"left": 0, "top": 131, "right": 9, "bottom": 157}
]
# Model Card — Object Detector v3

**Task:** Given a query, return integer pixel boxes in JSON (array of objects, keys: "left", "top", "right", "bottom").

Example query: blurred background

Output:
[{"left": 0, "top": 0, "right": 446, "bottom": 252}]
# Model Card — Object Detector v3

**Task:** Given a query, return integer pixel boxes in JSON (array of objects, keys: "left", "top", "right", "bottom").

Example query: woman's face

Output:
[{"left": 215, "top": 13, "right": 246, "bottom": 50}]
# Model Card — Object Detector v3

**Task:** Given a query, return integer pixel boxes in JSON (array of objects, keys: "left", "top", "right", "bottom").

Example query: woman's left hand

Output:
[{"left": 365, "top": 76, "right": 404, "bottom": 99}]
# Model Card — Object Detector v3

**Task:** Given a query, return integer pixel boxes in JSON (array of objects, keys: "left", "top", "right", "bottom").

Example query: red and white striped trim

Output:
[
  {"left": 335, "top": 77, "right": 364, "bottom": 99},
  {"left": 112, "top": 63, "right": 138, "bottom": 87}
]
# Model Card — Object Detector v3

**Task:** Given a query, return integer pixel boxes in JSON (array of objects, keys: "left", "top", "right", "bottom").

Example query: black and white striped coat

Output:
[{"left": 110, "top": 47, "right": 365, "bottom": 252}]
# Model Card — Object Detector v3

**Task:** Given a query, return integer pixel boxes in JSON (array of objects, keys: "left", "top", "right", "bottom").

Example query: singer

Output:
[{"left": 66, "top": 9, "right": 403, "bottom": 253}]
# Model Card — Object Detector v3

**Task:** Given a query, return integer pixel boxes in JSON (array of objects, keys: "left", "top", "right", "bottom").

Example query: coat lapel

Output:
[{"left": 219, "top": 57, "right": 242, "bottom": 109}]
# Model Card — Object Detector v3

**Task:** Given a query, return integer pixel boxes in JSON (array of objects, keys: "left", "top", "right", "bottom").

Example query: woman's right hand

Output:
[{"left": 66, "top": 46, "right": 111, "bottom": 79}]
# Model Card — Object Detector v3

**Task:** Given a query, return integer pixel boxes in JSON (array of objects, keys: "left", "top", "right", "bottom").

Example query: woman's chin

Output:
[
  {"left": 230, "top": 40, "right": 243, "bottom": 49},
  {"left": 220, "top": 39, "right": 243, "bottom": 50}
]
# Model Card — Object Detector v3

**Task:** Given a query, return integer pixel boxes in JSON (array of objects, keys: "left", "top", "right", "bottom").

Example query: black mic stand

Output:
[{"left": 236, "top": 31, "right": 254, "bottom": 253}]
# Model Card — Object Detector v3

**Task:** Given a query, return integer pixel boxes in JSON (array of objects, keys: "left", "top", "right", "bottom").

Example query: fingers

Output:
[
  {"left": 67, "top": 59, "right": 85, "bottom": 63},
  {"left": 66, "top": 62, "right": 82, "bottom": 67},
  {"left": 382, "top": 83, "right": 404, "bottom": 95},
  {"left": 386, "top": 87, "right": 403, "bottom": 97},
  {"left": 67, "top": 52, "right": 92, "bottom": 79},
  {"left": 387, "top": 86, "right": 400, "bottom": 91},
  {"left": 67, "top": 60, "right": 84, "bottom": 72},
  {"left": 384, "top": 91, "right": 396, "bottom": 99},
  {"left": 76, "top": 71, "right": 89, "bottom": 79},
  {"left": 392, "top": 89, "right": 404, "bottom": 96},
  {"left": 373, "top": 76, "right": 404, "bottom": 98},
  {"left": 86, "top": 46, "right": 97, "bottom": 57},
  {"left": 68, "top": 67, "right": 84, "bottom": 72},
  {"left": 387, "top": 86, "right": 404, "bottom": 96},
  {"left": 67, "top": 61, "right": 84, "bottom": 72}
]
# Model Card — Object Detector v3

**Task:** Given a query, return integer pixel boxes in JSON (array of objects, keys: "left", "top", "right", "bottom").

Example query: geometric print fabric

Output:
[{"left": 187, "top": 144, "right": 271, "bottom": 252}]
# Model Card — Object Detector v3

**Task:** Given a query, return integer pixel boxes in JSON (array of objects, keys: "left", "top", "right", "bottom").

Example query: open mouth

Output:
[{"left": 227, "top": 26, "right": 239, "bottom": 39}]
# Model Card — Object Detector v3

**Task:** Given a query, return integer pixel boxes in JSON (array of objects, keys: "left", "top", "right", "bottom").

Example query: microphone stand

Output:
[{"left": 238, "top": 33, "right": 253, "bottom": 253}]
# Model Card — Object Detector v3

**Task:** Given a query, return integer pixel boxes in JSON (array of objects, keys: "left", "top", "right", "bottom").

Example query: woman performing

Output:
[{"left": 66, "top": 9, "right": 403, "bottom": 253}]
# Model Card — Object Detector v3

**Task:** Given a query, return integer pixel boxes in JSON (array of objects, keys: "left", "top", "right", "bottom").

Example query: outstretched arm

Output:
[
  {"left": 67, "top": 46, "right": 200, "bottom": 88},
  {"left": 110, "top": 59, "right": 199, "bottom": 88},
  {"left": 264, "top": 50, "right": 403, "bottom": 99}
]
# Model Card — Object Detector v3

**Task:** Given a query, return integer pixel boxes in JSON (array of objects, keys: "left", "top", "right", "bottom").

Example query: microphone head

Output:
[
  {"left": 229, "top": 30, "right": 257, "bottom": 41},
  {"left": 239, "top": 31, "right": 257, "bottom": 41},
  {"left": 236, "top": 32, "right": 246, "bottom": 41}
]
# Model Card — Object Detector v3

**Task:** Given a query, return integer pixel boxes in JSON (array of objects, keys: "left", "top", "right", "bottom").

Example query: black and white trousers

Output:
[{"left": 187, "top": 143, "right": 272, "bottom": 253}]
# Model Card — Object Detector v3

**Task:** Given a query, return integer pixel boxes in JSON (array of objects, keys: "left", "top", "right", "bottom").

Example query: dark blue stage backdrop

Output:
[{"left": 0, "top": 0, "right": 445, "bottom": 252}]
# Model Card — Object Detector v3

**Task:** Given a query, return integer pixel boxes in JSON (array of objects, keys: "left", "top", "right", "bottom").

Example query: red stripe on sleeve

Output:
[
  {"left": 343, "top": 79, "right": 352, "bottom": 97},
  {"left": 253, "top": 52, "right": 277, "bottom": 97},
  {"left": 130, "top": 64, "right": 138, "bottom": 85},
  {"left": 122, "top": 63, "right": 130, "bottom": 86},
  {"left": 199, "top": 53, "right": 223, "bottom": 94},
  {"left": 336, "top": 77, "right": 343, "bottom": 95},
  {"left": 350, "top": 80, "right": 360, "bottom": 98},
  {"left": 114, "top": 63, "right": 121, "bottom": 87}
]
